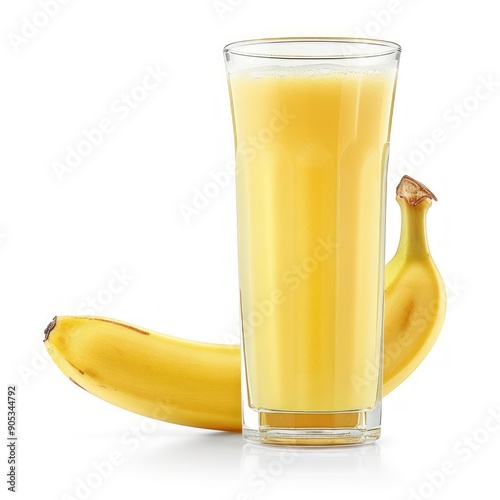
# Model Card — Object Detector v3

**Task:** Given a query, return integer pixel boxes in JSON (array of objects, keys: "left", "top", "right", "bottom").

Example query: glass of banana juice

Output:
[{"left": 225, "top": 38, "right": 400, "bottom": 445}]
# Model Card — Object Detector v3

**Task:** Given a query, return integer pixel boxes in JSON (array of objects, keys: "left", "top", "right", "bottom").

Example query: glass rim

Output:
[{"left": 223, "top": 37, "right": 401, "bottom": 61}]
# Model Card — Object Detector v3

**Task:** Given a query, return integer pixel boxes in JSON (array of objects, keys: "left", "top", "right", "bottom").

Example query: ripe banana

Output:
[
  {"left": 44, "top": 175, "right": 446, "bottom": 432},
  {"left": 44, "top": 317, "right": 241, "bottom": 431},
  {"left": 382, "top": 175, "right": 446, "bottom": 393}
]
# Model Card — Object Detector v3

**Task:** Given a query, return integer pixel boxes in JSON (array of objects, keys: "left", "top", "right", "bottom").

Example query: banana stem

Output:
[
  {"left": 395, "top": 176, "right": 437, "bottom": 260},
  {"left": 396, "top": 198, "right": 430, "bottom": 258}
]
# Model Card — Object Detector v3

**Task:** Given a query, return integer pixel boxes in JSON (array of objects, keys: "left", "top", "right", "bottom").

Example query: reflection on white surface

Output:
[
  {"left": 234, "top": 442, "right": 381, "bottom": 499},
  {"left": 131, "top": 428, "right": 383, "bottom": 499},
  {"left": 138, "top": 429, "right": 244, "bottom": 476},
  {"left": 133, "top": 429, "right": 380, "bottom": 485},
  {"left": 241, "top": 442, "right": 381, "bottom": 479}
]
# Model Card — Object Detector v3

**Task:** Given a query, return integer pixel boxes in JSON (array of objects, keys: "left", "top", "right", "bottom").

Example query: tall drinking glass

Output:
[{"left": 224, "top": 38, "right": 400, "bottom": 445}]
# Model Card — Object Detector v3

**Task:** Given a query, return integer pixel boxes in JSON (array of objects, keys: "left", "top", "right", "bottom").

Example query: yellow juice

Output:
[{"left": 229, "top": 66, "right": 397, "bottom": 412}]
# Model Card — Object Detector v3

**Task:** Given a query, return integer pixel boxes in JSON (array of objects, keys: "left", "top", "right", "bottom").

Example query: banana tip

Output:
[{"left": 44, "top": 317, "right": 57, "bottom": 342}]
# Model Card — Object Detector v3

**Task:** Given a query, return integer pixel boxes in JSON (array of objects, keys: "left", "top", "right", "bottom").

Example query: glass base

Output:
[{"left": 242, "top": 404, "right": 381, "bottom": 447}]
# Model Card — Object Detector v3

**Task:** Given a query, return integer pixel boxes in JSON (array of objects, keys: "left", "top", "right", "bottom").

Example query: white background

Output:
[{"left": 1, "top": 1, "right": 499, "bottom": 499}]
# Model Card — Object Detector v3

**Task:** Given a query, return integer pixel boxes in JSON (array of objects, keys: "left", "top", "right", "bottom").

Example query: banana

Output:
[
  {"left": 44, "top": 317, "right": 241, "bottom": 431},
  {"left": 44, "top": 175, "right": 445, "bottom": 432},
  {"left": 382, "top": 175, "right": 446, "bottom": 394}
]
